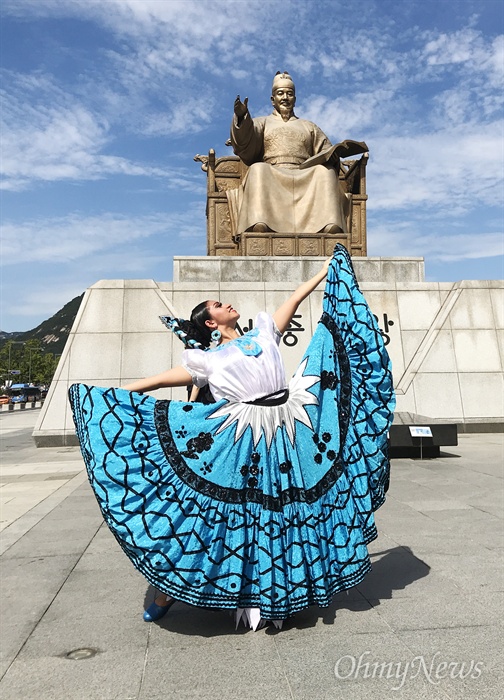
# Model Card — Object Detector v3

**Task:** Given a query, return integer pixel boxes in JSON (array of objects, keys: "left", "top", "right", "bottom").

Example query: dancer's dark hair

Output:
[
  {"left": 188, "top": 301, "right": 213, "bottom": 346},
  {"left": 159, "top": 301, "right": 213, "bottom": 350}
]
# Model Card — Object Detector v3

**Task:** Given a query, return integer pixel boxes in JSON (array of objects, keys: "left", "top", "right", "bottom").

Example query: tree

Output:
[{"left": 0, "top": 340, "right": 61, "bottom": 388}]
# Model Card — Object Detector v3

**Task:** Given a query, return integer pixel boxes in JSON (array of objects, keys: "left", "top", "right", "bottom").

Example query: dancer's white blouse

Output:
[{"left": 181, "top": 313, "right": 286, "bottom": 402}]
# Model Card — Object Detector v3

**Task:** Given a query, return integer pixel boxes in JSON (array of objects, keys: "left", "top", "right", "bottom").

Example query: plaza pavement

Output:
[{"left": 0, "top": 408, "right": 502, "bottom": 700}]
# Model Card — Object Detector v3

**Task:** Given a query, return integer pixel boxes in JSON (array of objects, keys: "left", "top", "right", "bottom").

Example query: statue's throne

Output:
[{"left": 195, "top": 150, "right": 369, "bottom": 257}]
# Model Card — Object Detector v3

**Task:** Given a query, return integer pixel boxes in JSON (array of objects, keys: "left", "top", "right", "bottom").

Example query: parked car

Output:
[{"left": 0, "top": 395, "right": 10, "bottom": 405}]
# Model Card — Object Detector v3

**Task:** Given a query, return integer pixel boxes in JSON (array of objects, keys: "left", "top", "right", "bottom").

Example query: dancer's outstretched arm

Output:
[
  {"left": 123, "top": 366, "right": 192, "bottom": 393},
  {"left": 272, "top": 258, "right": 331, "bottom": 334}
]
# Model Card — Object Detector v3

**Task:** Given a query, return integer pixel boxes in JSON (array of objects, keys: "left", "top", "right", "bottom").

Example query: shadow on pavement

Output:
[{"left": 141, "top": 545, "right": 431, "bottom": 636}]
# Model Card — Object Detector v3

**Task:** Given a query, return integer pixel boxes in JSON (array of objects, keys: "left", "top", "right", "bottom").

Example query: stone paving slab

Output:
[
  {"left": 0, "top": 410, "right": 502, "bottom": 699},
  {"left": 0, "top": 554, "right": 80, "bottom": 677}
]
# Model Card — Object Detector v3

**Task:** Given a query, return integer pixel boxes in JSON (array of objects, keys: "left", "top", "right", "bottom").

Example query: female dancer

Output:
[{"left": 69, "top": 244, "right": 395, "bottom": 629}]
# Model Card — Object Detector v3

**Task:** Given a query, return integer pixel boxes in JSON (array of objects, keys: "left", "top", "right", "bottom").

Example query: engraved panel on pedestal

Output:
[
  {"left": 326, "top": 237, "right": 348, "bottom": 255},
  {"left": 273, "top": 238, "right": 295, "bottom": 256},
  {"left": 325, "top": 239, "right": 336, "bottom": 256},
  {"left": 299, "top": 238, "right": 321, "bottom": 256},
  {"left": 245, "top": 237, "right": 269, "bottom": 256}
]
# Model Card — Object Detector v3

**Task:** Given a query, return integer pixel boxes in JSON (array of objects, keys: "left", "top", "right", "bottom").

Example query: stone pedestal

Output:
[{"left": 33, "top": 256, "right": 504, "bottom": 446}]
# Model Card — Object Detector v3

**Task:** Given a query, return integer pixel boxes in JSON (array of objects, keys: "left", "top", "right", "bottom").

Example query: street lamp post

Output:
[
  {"left": 27, "top": 346, "right": 37, "bottom": 384},
  {"left": 53, "top": 354, "right": 62, "bottom": 377},
  {"left": 6, "top": 342, "right": 41, "bottom": 385},
  {"left": 7, "top": 341, "right": 25, "bottom": 382}
]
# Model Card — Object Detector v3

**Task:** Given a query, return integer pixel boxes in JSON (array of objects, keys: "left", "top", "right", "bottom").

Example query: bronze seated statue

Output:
[{"left": 195, "top": 72, "right": 369, "bottom": 258}]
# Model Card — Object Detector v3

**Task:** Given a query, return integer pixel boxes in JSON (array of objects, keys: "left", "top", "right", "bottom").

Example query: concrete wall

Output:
[
  {"left": 365, "top": 280, "right": 504, "bottom": 428},
  {"left": 33, "top": 257, "right": 503, "bottom": 446}
]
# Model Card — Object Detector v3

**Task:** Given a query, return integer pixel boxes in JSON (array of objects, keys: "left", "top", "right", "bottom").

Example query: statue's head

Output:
[
  {"left": 271, "top": 71, "right": 296, "bottom": 116},
  {"left": 272, "top": 72, "right": 295, "bottom": 94}
]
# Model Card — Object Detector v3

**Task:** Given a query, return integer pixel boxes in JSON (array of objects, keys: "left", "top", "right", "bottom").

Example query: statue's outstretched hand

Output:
[{"left": 234, "top": 95, "right": 249, "bottom": 119}]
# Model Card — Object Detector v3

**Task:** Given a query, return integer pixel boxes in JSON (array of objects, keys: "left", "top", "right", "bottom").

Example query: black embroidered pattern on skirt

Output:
[{"left": 153, "top": 316, "right": 351, "bottom": 512}]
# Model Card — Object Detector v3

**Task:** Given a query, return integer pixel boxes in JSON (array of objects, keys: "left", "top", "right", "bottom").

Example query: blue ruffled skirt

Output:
[{"left": 69, "top": 245, "right": 395, "bottom": 619}]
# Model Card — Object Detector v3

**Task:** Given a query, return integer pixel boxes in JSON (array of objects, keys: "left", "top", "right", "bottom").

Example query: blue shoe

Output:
[{"left": 143, "top": 597, "right": 175, "bottom": 622}]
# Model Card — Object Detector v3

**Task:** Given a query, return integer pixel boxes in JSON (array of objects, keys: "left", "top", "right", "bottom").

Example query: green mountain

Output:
[{"left": 0, "top": 294, "right": 84, "bottom": 355}]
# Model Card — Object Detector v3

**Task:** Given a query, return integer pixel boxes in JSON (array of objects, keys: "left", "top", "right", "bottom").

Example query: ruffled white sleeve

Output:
[
  {"left": 255, "top": 312, "right": 282, "bottom": 345},
  {"left": 181, "top": 349, "right": 209, "bottom": 388}
]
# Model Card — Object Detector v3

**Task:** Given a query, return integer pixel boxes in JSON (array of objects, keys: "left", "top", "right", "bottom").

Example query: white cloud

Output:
[
  {"left": 0, "top": 1, "right": 272, "bottom": 144},
  {"left": 6, "top": 285, "right": 88, "bottom": 321},
  {"left": 423, "top": 27, "right": 496, "bottom": 70},
  {"left": 1, "top": 0, "right": 264, "bottom": 54},
  {"left": 367, "top": 120, "right": 504, "bottom": 212},
  {"left": 421, "top": 232, "right": 504, "bottom": 262},
  {"left": 282, "top": 29, "right": 402, "bottom": 87},
  {"left": 1, "top": 70, "right": 205, "bottom": 191},
  {"left": 300, "top": 88, "right": 395, "bottom": 136},
  {"left": 0, "top": 210, "right": 203, "bottom": 264},
  {"left": 141, "top": 97, "right": 216, "bottom": 137},
  {"left": 486, "top": 34, "right": 504, "bottom": 77},
  {"left": 1, "top": 0, "right": 503, "bottom": 332},
  {"left": 424, "top": 29, "right": 478, "bottom": 65},
  {"left": 230, "top": 69, "right": 250, "bottom": 81},
  {"left": 1, "top": 207, "right": 206, "bottom": 328},
  {"left": 368, "top": 223, "right": 504, "bottom": 263},
  {"left": 420, "top": 29, "right": 504, "bottom": 127},
  {"left": 296, "top": 27, "right": 504, "bottom": 136},
  {"left": 85, "top": 0, "right": 262, "bottom": 42},
  {"left": 1, "top": 96, "right": 106, "bottom": 189}
]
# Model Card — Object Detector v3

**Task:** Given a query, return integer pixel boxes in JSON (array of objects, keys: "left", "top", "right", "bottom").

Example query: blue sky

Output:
[{"left": 1, "top": 0, "right": 503, "bottom": 332}]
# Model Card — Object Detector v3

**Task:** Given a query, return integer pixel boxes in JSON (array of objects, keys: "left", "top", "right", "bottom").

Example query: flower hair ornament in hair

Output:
[{"left": 159, "top": 316, "right": 205, "bottom": 349}]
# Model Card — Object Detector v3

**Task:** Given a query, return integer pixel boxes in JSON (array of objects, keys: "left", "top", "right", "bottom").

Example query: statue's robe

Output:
[{"left": 228, "top": 111, "right": 350, "bottom": 235}]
